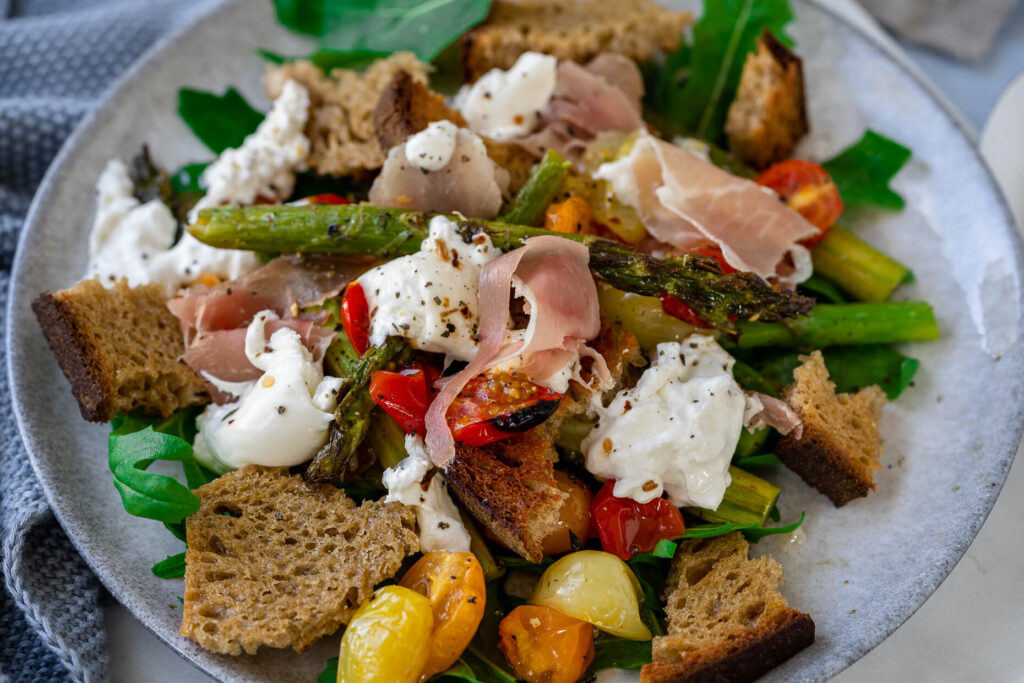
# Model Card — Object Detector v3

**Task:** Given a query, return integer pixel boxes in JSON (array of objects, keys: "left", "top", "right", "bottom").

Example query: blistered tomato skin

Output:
[
  {"left": 498, "top": 604, "right": 595, "bottom": 683},
  {"left": 336, "top": 585, "right": 434, "bottom": 683},
  {"left": 530, "top": 550, "right": 652, "bottom": 641},
  {"left": 540, "top": 471, "right": 593, "bottom": 556},
  {"left": 399, "top": 551, "right": 486, "bottom": 679}
]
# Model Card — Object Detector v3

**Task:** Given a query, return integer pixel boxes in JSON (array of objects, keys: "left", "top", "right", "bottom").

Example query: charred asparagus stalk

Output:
[
  {"left": 498, "top": 149, "right": 571, "bottom": 226},
  {"left": 189, "top": 205, "right": 814, "bottom": 332},
  {"left": 687, "top": 467, "right": 780, "bottom": 526},
  {"left": 304, "top": 336, "right": 412, "bottom": 483}
]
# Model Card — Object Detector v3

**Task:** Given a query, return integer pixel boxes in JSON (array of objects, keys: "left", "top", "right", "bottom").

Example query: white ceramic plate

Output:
[
  {"left": 981, "top": 70, "right": 1024, "bottom": 230},
  {"left": 8, "top": 1, "right": 1024, "bottom": 681}
]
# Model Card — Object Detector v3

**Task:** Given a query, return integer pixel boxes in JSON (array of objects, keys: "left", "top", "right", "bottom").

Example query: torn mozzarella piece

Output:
[
  {"left": 582, "top": 336, "right": 747, "bottom": 509},
  {"left": 383, "top": 434, "right": 471, "bottom": 552},
  {"left": 454, "top": 52, "right": 558, "bottom": 141},
  {"left": 405, "top": 120, "right": 459, "bottom": 171},
  {"left": 193, "top": 310, "right": 343, "bottom": 472}
]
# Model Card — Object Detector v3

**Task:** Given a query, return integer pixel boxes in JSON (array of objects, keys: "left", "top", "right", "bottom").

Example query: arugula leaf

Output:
[
  {"left": 433, "top": 659, "right": 479, "bottom": 682},
  {"left": 653, "top": 0, "right": 795, "bottom": 145},
  {"left": 259, "top": 47, "right": 391, "bottom": 72},
  {"left": 823, "top": 130, "right": 912, "bottom": 210},
  {"left": 151, "top": 552, "right": 187, "bottom": 579},
  {"left": 591, "top": 638, "right": 653, "bottom": 672},
  {"left": 626, "top": 538, "right": 679, "bottom": 566},
  {"left": 682, "top": 512, "right": 805, "bottom": 542},
  {"left": 799, "top": 275, "right": 847, "bottom": 304},
  {"left": 272, "top": 0, "right": 491, "bottom": 62},
  {"left": 448, "top": 647, "right": 517, "bottom": 683},
  {"left": 317, "top": 657, "right": 338, "bottom": 683},
  {"left": 745, "top": 345, "right": 920, "bottom": 400},
  {"left": 734, "top": 453, "right": 782, "bottom": 469},
  {"left": 177, "top": 88, "right": 263, "bottom": 154}
]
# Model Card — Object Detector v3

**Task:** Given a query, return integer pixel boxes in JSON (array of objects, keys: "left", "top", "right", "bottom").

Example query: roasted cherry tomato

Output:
[
  {"left": 541, "top": 471, "right": 594, "bottom": 556},
  {"left": 498, "top": 605, "right": 595, "bottom": 683},
  {"left": 341, "top": 281, "right": 370, "bottom": 355},
  {"left": 305, "top": 193, "right": 351, "bottom": 205},
  {"left": 369, "top": 363, "right": 439, "bottom": 436},
  {"left": 688, "top": 246, "right": 737, "bottom": 273},
  {"left": 337, "top": 585, "right": 434, "bottom": 683},
  {"left": 756, "top": 159, "right": 843, "bottom": 246},
  {"left": 446, "top": 371, "right": 562, "bottom": 447},
  {"left": 399, "top": 551, "right": 486, "bottom": 678},
  {"left": 658, "top": 293, "right": 714, "bottom": 330},
  {"left": 590, "top": 480, "right": 686, "bottom": 560}
]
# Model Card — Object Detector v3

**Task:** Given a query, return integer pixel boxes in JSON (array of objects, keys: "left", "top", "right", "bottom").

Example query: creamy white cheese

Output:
[
  {"left": 86, "top": 159, "right": 259, "bottom": 296},
  {"left": 454, "top": 52, "right": 557, "bottom": 141},
  {"left": 383, "top": 434, "right": 471, "bottom": 552},
  {"left": 190, "top": 79, "right": 311, "bottom": 220},
  {"left": 405, "top": 120, "right": 460, "bottom": 171},
  {"left": 193, "top": 310, "right": 343, "bottom": 472},
  {"left": 582, "top": 336, "right": 748, "bottom": 509},
  {"left": 358, "top": 215, "right": 498, "bottom": 362}
]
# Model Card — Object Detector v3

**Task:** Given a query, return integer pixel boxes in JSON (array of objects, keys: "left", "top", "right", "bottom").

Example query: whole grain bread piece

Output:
[
  {"left": 372, "top": 70, "right": 536, "bottom": 193},
  {"left": 444, "top": 434, "right": 562, "bottom": 563},
  {"left": 642, "top": 533, "right": 814, "bottom": 683},
  {"left": 724, "top": 31, "right": 808, "bottom": 170},
  {"left": 265, "top": 53, "right": 430, "bottom": 177},
  {"left": 775, "top": 351, "right": 887, "bottom": 507},
  {"left": 461, "top": 0, "right": 692, "bottom": 81},
  {"left": 181, "top": 466, "right": 419, "bottom": 656},
  {"left": 32, "top": 278, "right": 207, "bottom": 422}
]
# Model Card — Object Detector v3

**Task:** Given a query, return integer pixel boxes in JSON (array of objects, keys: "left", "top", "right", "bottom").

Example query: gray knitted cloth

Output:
[{"left": 0, "top": 1, "right": 209, "bottom": 681}]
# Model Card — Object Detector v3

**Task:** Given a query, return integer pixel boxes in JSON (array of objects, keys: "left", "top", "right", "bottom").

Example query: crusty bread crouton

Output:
[
  {"left": 776, "top": 351, "right": 887, "bottom": 507},
  {"left": 265, "top": 53, "right": 430, "bottom": 177},
  {"left": 32, "top": 278, "right": 207, "bottom": 422},
  {"left": 642, "top": 533, "right": 814, "bottom": 683},
  {"left": 725, "top": 31, "right": 808, "bottom": 170},
  {"left": 372, "top": 70, "right": 536, "bottom": 193},
  {"left": 181, "top": 466, "right": 419, "bottom": 656},
  {"left": 461, "top": 0, "right": 692, "bottom": 81}
]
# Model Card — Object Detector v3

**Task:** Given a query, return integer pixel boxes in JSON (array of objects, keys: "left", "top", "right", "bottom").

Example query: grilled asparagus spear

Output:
[{"left": 189, "top": 205, "right": 814, "bottom": 332}]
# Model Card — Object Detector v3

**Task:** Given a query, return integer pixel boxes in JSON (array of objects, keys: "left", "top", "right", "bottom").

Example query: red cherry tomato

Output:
[
  {"left": 755, "top": 159, "right": 843, "bottom": 247},
  {"left": 658, "top": 293, "right": 714, "bottom": 329},
  {"left": 306, "top": 193, "right": 351, "bottom": 205},
  {"left": 369, "top": 364, "right": 439, "bottom": 436},
  {"left": 589, "top": 480, "right": 686, "bottom": 560},
  {"left": 688, "top": 246, "right": 737, "bottom": 274},
  {"left": 341, "top": 282, "right": 370, "bottom": 355},
  {"left": 447, "top": 371, "right": 563, "bottom": 447}
]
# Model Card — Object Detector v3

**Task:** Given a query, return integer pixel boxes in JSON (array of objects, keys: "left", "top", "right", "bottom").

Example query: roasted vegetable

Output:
[
  {"left": 336, "top": 585, "right": 433, "bottom": 683},
  {"left": 499, "top": 149, "right": 572, "bottom": 227},
  {"left": 498, "top": 605, "right": 595, "bottom": 683}
]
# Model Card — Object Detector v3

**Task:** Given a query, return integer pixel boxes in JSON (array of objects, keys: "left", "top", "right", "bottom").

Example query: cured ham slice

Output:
[
  {"left": 425, "top": 236, "right": 604, "bottom": 466},
  {"left": 746, "top": 392, "right": 803, "bottom": 439},
  {"left": 168, "top": 254, "right": 374, "bottom": 399},
  {"left": 368, "top": 125, "right": 509, "bottom": 219},
  {"left": 518, "top": 54, "right": 646, "bottom": 161},
  {"left": 595, "top": 131, "right": 818, "bottom": 282}
]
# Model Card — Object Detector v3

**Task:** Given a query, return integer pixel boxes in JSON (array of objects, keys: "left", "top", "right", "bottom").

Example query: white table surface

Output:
[{"left": 103, "top": 1, "right": 1024, "bottom": 681}]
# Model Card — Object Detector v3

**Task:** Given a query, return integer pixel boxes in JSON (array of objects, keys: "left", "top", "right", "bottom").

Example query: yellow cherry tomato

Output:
[
  {"left": 540, "top": 471, "right": 593, "bottom": 556},
  {"left": 399, "top": 551, "right": 486, "bottom": 679},
  {"left": 337, "top": 585, "right": 433, "bottom": 683},
  {"left": 530, "top": 550, "right": 651, "bottom": 640}
]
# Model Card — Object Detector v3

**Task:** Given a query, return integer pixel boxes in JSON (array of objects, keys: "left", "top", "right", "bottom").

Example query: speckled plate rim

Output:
[{"left": 7, "top": 1, "right": 1024, "bottom": 681}]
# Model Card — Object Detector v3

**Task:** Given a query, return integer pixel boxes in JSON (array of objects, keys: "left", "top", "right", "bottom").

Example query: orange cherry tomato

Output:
[
  {"left": 541, "top": 471, "right": 593, "bottom": 556},
  {"left": 446, "top": 371, "right": 562, "bottom": 447},
  {"left": 399, "top": 551, "right": 486, "bottom": 679},
  {"left": 544, "top": 197, "right": 592, "bottom": 235},
  {"left": 756, "top": 159, "right": 843, "bottom": 247},
  {"left": 498, "top": 605, "right": 595, "bottom": 683}
]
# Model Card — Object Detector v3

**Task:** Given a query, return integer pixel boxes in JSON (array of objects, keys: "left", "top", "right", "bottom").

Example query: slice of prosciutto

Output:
[
  {"left": 594, "top": 131, "right": 819, "bottom": 283},
  {"left": 424, "top": 236, "right": 605, "bottom": 466},
  {"left": 746, "top": 392, "right": 803, "bottom": 439},
  {"left": 517, "top": 54, "right": 646, "bottom": 162},
  {"left": 368, "top": 124, "right": 509, "bottom": 219},
  {"left": 168, "top": 254, "right": 375, "bottom": 399}
]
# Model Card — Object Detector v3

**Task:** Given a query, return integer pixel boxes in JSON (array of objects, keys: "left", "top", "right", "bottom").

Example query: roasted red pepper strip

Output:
[
  {"left": 589, "top": 480, "right": 686, "bottom": 560},
  {"left": 756, "top": 159, "right": 843, "bottom": 247},
  {"left": 658, "top": 247, "right": 735, "bottom": 329},
  {"left": 305, "top": 193, "right": 352, "bottom": 205},
  {"left": 369, "top": 364, "right": 434, "bottom": 435},
  {"left": 341, "top": 281, "right": 370, "bottom": 355}
]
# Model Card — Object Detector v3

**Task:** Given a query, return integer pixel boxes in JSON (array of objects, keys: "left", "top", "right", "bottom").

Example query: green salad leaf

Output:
[
  {"left": 316, "top": 657, "right": 338, "bottom": 683},
  {"left": 151, "top": 552, "right": 187, "bottom": 579},
  {"left": 799, "top": 275, "right": 847, "bottom": 304},
  {"left": 177, "top": 87, "right": 263, "bottom": 154},
  {"left": 682, "top": 512, "right": 805, "bottom": 542},
  {"left": 650, "top": 0, "right": 795, "bottom": 145},
  {"left": 823, "top": 129, "right": 912, "bottom": 210},
  {"left": 272, "top": 0, "right": 491, "bottom": 62},
  {"left": 745, "top": 345, "right": 920, "bottom": 400},
  {"left": 591, "top": 638, "right": 653, "bottom": 672},
  {"left": 261, "top": 47, "right": 392, "bottom": 71}
]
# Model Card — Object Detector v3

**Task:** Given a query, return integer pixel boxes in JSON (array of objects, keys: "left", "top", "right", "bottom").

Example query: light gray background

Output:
[{"left": 83, "top": 0, "right": 1024, "bottom": 681}]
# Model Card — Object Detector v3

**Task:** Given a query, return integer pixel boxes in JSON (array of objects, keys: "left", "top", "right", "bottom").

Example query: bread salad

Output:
[{"left": 32, "top": 0, "right": 939, "bottom": 681}]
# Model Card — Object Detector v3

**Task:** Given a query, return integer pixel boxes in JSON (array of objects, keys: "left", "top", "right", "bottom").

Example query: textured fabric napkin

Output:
[{"left": 0, "top": 2, "right": 210, "bottom": 681}]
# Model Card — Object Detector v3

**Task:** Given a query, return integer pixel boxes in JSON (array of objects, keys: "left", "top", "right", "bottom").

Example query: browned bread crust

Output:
[
  {"left": 461, "top": 0, "right": 691, "bottom": 81},
  {"left": 265, "top": 53, "right": 430, "bottom": 177},
  {"left": 32, "top": 278, "right": 207, "bottom": 422},
  {"left": 776, "top": 351, "right": 887, "bottom": 507},
  {"left": 372, "top": 70, "right": 536, "bottom": 193},
  {"left": 181, "top": 466, "right": 419, "bottom": 656},
  {"left": 725, "top": 31, "right": 808, "bottom": 170},
  {"left": 444, "top": 434, "right": 562, "bottom": 563},
  {"left": 642, "top": 533, "right": 814, "bottom": 683}
]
